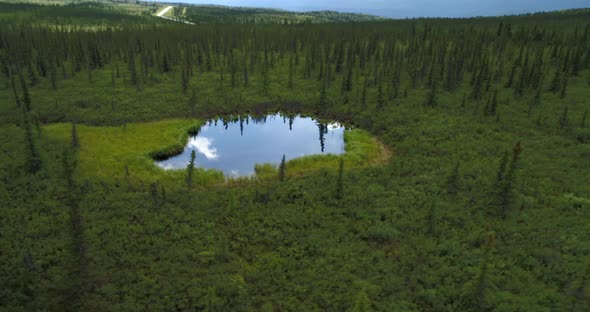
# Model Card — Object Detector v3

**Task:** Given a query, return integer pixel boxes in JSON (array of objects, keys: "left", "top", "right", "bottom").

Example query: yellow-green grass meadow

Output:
[{"left": 44, "top": 119, "right": 224, "bottom": 186}]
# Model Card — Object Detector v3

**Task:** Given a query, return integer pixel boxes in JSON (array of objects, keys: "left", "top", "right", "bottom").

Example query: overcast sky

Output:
[{"left": 150, "top": 0, "right": 590, "bottom": 18}]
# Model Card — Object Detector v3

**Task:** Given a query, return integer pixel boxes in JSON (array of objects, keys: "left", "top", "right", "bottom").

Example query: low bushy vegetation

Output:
[{"left": 0, "top": 2, "right": 589, "bottom": 311}]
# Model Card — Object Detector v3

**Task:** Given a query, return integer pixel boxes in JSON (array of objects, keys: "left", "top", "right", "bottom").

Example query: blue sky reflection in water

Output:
[{"left": 156, "top": 114, "right": 345, "bottom": 177}]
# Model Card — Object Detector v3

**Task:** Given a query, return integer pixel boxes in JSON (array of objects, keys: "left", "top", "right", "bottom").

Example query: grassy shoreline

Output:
[
  {"left": 43, "top": 118, "right": 389, "bottom": 186},
  {"left": 253, "top": 129, "right": 390, "bottom": 181}
]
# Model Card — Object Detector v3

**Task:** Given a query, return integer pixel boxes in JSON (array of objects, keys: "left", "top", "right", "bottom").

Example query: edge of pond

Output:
[{"left": 149, "top": 114, "right": 391, "bottom": 184}]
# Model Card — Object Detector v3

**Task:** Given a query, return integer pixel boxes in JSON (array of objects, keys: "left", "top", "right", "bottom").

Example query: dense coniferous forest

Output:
[{"left": 1, "top": 1, "right": 589, "bottom": 311}]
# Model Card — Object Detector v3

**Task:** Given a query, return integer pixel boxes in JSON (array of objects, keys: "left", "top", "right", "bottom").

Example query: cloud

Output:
[
  {"left": 188, "top": 137, "right": 219, "bottom": 160},
  {"left": 327, "top": 123, "right": 343, "bottom": 131},
  {"left": 159, "top": 163, "right": 176, "bottom": 170}
]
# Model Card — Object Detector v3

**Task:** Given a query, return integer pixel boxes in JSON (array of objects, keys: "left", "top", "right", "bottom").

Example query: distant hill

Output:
[
  {"left": 2, "top": 0, "right": 588, "bottom": 27},
  {"left": 0, "top": 0, "right": 386, "bottom": 25},
  {"left": 159, "top": 4, "right": 387, "bottom": 24},
  {"left": 0, "top": 1, "right": 163, "bottom": 27}
]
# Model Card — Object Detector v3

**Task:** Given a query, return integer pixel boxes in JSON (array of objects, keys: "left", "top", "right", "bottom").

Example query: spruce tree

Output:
[
  {"left": 343, "top": 65, "right": 353, "bottom": 93},
  {"left": 471, "top": 70, "right": 484, "bottom": 101},
  {"left": 19, "top": 73, "right": 31, "bottom": 112},
  {"left": 446, "top": 163, "right": 460, "bottom": 195},
  {"left": 376, "top": 82, "right": 385, "bottom": 109},
  {"left": 230, "top": 61, "right": 237, "bottom": 89},
  {"left": 188, "top": 89, "right": 197, "bottom": 118},
  {"left": 128, "top": 49, "right": 138, "bottom": 86},
  {"left": 336, "top": 158, "right": 344, "bottom": 200},
  {"left": 86, "top": 56, "right": 93, "bottom": 83},
  {"left": 262, "top": 64, "right": 270, "bottom": 95},
  {"left": 62, "top": 147, "right": 75, "bottom": 191},
  {"left": 33, "top": 115, "right": 41, "bottom": 138},
  {"left": 485, "top": 90, "right": 498, "bottom": 116},
  {"left": 460, "top": 92, "right": 466, "bottom": 109},
  {"left": 27, "top": 62, "right": 38, "bottom": 87},
  {"left": 278, "top": 154, "right": 286, "bottom": 181},
  {"left": 497, "top": 21, "right": 503, "bottom": 36},
  {"left": 111, "top": 66, "right": 116, "bottom": 88},
  {"left": 513, "top": 68, "right": 526, "bottom": 97},
  {"left": 549, "top": 69, "right": 562, "bottom": 93},
  {"left": 560, "top": 75, "right": 568, "bottom": 99},
  {"left": 49, "top": 58, "right": 58, "bottom": 90},
  {"left": 318, "top": 123, "right": 326, "bottom": 152},
  {"left": 473, "top": 253, "right": 490, "bottom": 310},
  {"left": 288, "top": 55, "right": 294, "bottom": 90},
  {"left": 317, "top": 59, "right": 324, "bottom": 82},
  {"left": 10, "top": 76, "right": 20, "bottom": 107},
  {"left": 360, "top": 78, "right": 368, "bottom": 110},
  {"left": 498, "top": 142, "right": 522, "bottom": 218},
  {"left": 242, "top": 64, "right": 249, "bottom": 88},
  {"left": 318, "top": 79, "right": 328, "bottom": 111},
  {"left": 528, "top": 88, "right": 541, "bottom": 117},
  {"left": 181, "top": 66, "right": 188, "bottom": 94},
  {"left": 23, "top": 117, "right": 42, "bottom": 174},
  {"left": 505, "top": 54, "right": 520, "bottom": 88},
  {"left": 495, "top": 151, "right": 509, "bottom": 192},
  {"left": 559, "top": 106, "right": 569, "bottom": 128},
  {"left": 351, "top": 289, "right": 371, "bottom": 312},
  {"left": 186, "top": 150, "right": 196, "bottom": 188},
  {"left": 425, "top": 80, "right": 438, "bottom": 107},
  {"left": 428, "top": 200, "right": 438, "bottom": 237}
]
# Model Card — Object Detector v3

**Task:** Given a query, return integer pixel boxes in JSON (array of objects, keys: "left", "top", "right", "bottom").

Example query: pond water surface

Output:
[{"left": 156, "top": 114, "right": 345, "bottom": 177}]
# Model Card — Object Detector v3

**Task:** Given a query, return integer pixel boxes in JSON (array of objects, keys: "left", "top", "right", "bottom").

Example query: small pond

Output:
[{"left": 156, "top": 113, "right": 346, "bottom": 177}]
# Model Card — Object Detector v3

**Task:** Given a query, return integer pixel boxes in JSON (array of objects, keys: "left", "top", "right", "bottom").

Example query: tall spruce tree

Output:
[
  {"left": 376, "top": 81, "right": 385, "bottom": 109},
  {"left": 188, "top": 89, "right": 197, "bottom": 118},
  {"left": 428, "top": 200, "right": 438, "bottom": 237},
  {"left": 360, "top": 78, "right": 368, "bottom": 110},
  {"left": 425, "top": 80, "right": 438, "bottom": 107},
  {"left": 446, "top": 162, "right": 460, "bottom": 195},
  {"left": 559, "top": 106, "right": 569, "bottom": 128},
  {"left": 351, "top": 289, "right": 371, "bottom": 312},
  {"left": 318, "top": 78, "right": 328, "bottom": 111},
  {"left": 187, "top": 150, "right": 196, "bottom": 188},
  {"left": 181, "top": 66, "right": 189, "bottom": 94},
  {"left": 288, "top": 55, "right": 294, "bottom": 90},
  {"left": 19, "top": 73, "right": 31, "bottom": 112},
  {"left": 560, "top": 75, "right": 569, "bottom": 99},
  {"left": 278, "top": 154, "right": 286, "bottom": 181},
  {"left": 498, "top": 142, "right": 522, "bottom": 218},
  {"left": 23, "top": 116, "right": 42, "bottom": 174},
  {"left": 49, "top": 58, "right": 58, "bottom": 90},
  {"left": 473, "top": 253, "right": 490, "bottom": 310},
  {"left": 336, "top": 158, "right": 344, "bottom": 200},
  {"left": 10, "top": 76, "right": 20, "bottom": 107}
]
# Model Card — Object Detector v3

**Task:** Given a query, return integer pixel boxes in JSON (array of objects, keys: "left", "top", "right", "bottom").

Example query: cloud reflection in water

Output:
[{"left": 188, "top": 137, "right": 218, "bottom": 160}]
